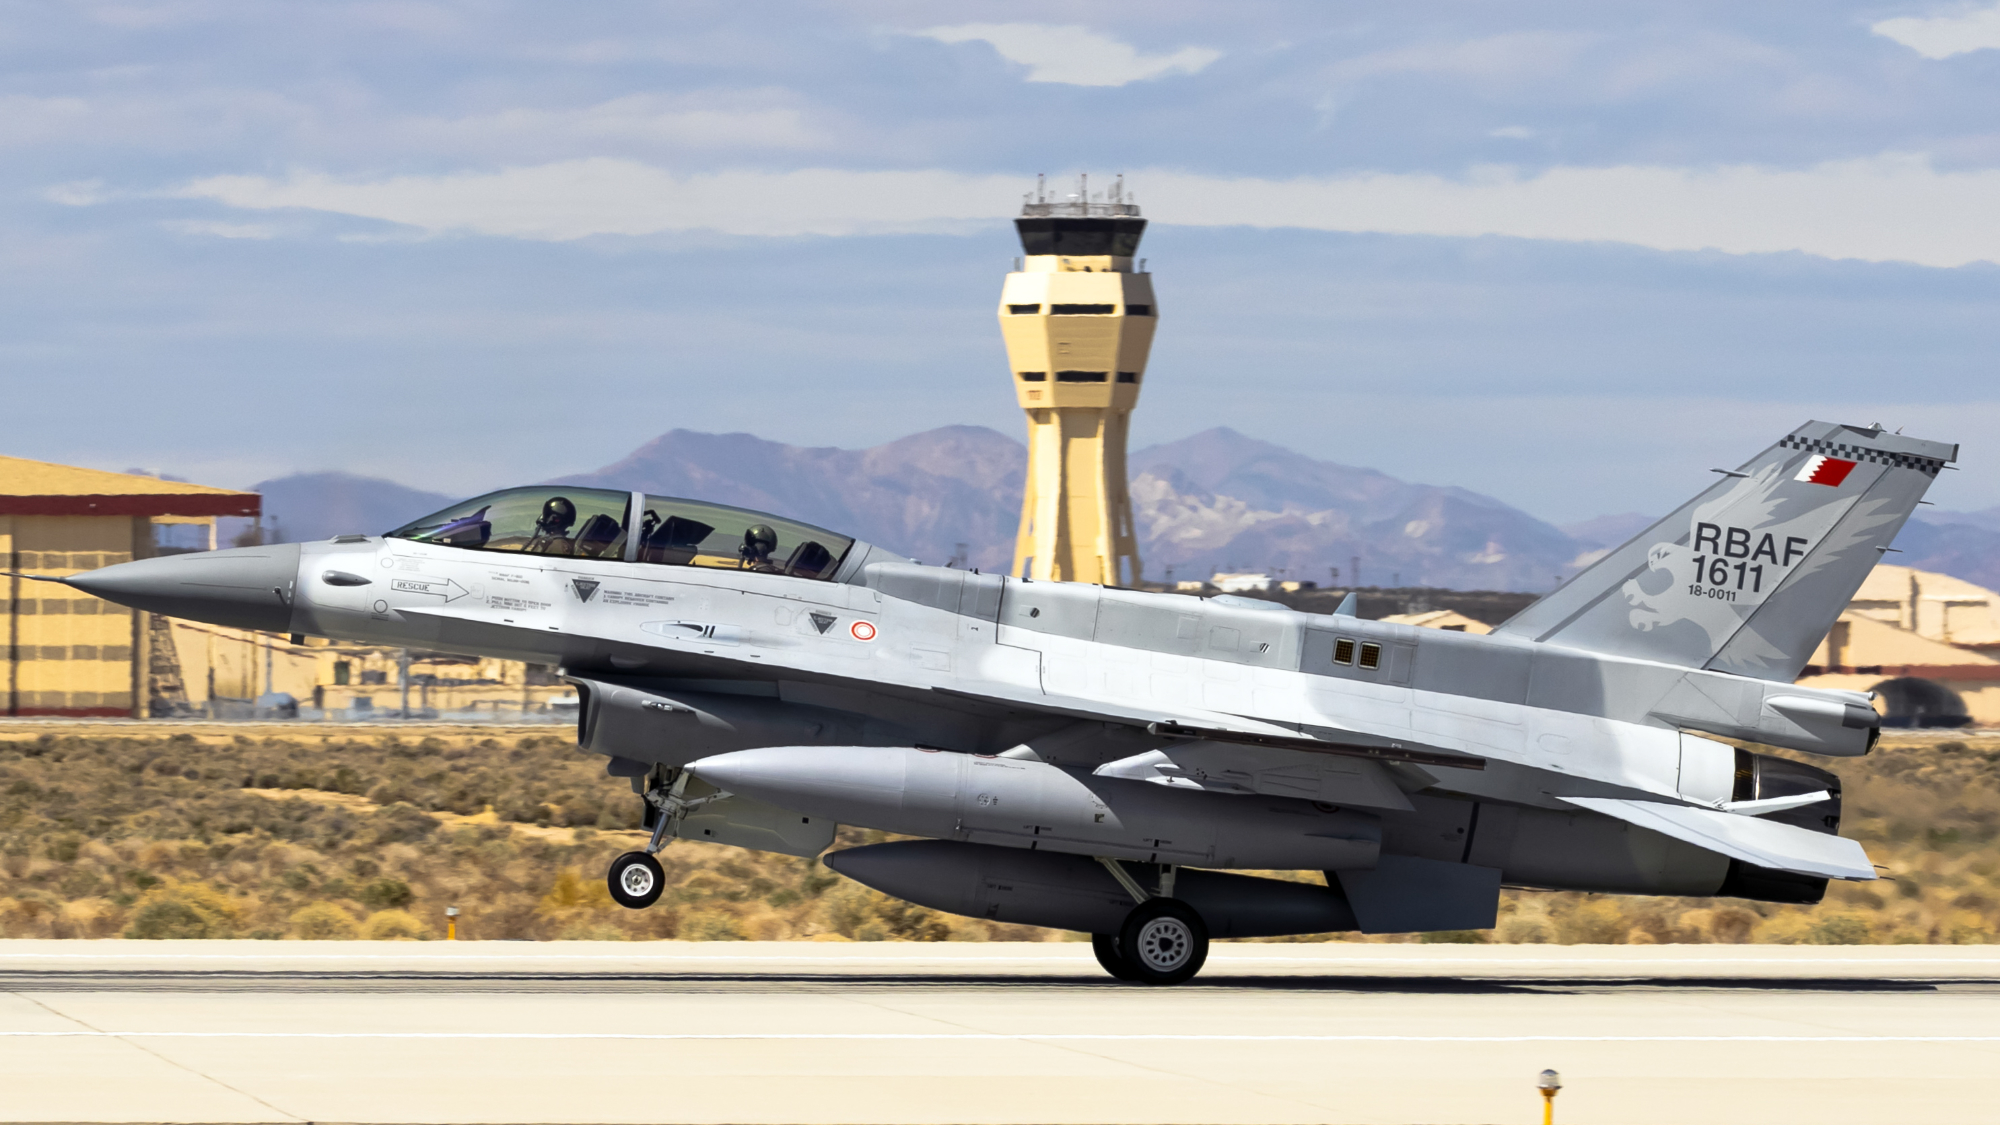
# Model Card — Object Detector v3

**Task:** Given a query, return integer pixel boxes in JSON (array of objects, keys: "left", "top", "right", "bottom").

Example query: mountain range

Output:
[{"left": 245, "top": 427, "right": 2000, "bottom": 594}]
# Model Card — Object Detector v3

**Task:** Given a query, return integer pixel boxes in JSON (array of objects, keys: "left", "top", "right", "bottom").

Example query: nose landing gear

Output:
[
  {"left": 606, "top": 766, "right": 707, "bottom": 911},
  {"left": 607, "top": 851, "right": 665, "bottom": 909}
]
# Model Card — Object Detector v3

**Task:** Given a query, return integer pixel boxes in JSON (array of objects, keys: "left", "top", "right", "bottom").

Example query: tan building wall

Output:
[
  {"left": 1807, "top": 612, "right": 1996, "bottom": 670},
  {"left": 1844, "top": 564, "right": 2000, "bottom": 651},
  {"left": 2, "top": 454, "right": 256, "bottom": 717},
  {"left": 1380, "top": 609, "right": 1493, "bottom": 635},
  {"left": 1798, "top": 565, "right": 2000, "bottom": 726},
  {"left": 154, "top": 620, "right": 574, "bottom": 720},
  {"left": 2, "top": 514, "right": 149, "bottom": 715}
]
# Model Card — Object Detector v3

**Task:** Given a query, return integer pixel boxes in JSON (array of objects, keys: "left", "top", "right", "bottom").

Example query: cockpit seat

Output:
[
  {"left": 572, "top": 513, "right": 624, "bottom": 559},
  {"left": 783, "top": 540, "right": 835, "bottom": 580},
  {"left": 640, "top": 516, "right": 715, "bottom": 566}
]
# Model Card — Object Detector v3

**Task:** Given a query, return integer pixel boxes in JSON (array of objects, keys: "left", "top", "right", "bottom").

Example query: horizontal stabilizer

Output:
[{"left": 1562, "top": 796, "right": 1875, "bottom": 881}]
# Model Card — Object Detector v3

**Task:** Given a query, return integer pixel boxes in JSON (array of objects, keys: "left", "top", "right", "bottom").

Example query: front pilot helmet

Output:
[
  {"left": 744, "top": 524, "right": 778, "bottom": 557},
  {"left": 538, "top": 496, "right": 577, "bottom": 534}
]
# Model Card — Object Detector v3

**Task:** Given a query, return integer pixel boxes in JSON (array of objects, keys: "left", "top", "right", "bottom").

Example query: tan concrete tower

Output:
[{"left": 1001, "top": 175, "right": 1156, "bottom": 586}]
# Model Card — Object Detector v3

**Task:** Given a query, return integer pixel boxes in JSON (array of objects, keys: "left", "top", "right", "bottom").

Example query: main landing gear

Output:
[{"left": 1091, "top": 860, "right": 1209, "bottom": 985}]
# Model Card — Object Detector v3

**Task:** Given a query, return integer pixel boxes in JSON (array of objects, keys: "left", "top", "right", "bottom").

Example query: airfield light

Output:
[
  {"left": 445, "top": 905, "right": 460, "bottom": 941},
  {"left": 1536, "top": 1069, "right": 1561, "bottom": 1125}
]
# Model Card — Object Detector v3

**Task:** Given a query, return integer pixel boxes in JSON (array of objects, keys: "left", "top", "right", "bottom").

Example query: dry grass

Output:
[
  {"left": 0, "top": 726, "right": 1993, "bottom": 944},
  {"left": 0, "top": 728, "right": 1054, "bottom": 942}
]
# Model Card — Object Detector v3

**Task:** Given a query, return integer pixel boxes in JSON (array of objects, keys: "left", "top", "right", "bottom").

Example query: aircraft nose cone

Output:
[{"left": 68, "top": 544, "right": 303, "bottom": 632}]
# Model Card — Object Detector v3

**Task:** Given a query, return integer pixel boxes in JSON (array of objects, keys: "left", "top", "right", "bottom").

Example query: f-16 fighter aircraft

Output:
[{"left": 42, "top": 421, "right": 1954, "bottom": 983}]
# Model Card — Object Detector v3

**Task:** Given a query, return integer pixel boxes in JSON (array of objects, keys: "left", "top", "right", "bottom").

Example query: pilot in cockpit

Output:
[
  {"left": 524, "top": 496, "right": 577, "bottom": 554},
  {"left": 739, "top": 524, "right": 779, "bottom": 571}
]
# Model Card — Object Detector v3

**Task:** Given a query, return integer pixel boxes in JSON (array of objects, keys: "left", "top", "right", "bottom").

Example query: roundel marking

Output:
[{"left": 850, "top": 620, "right": 877, "bottom": 642}]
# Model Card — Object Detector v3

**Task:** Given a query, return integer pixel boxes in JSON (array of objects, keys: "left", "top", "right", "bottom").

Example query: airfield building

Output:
[
  {"left": 1000, "top": 175, "right": 1156, "bottom": 586},
  {"left": 1, "top": 457, "right": 258, "bottom": 716}
]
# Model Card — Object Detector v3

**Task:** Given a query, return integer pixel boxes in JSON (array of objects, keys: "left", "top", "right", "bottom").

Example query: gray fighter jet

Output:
[{"left": 43, "top": 421, "right": 1953, "bottom": 983}]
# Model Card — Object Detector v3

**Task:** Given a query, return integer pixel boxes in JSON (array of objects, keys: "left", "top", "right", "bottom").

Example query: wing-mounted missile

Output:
[
  {"left": 569, "top": 674, "right": 917, "bottom": 768},
  {"left": 686, "top": 745, "right": 1382, "bottom": 870}
]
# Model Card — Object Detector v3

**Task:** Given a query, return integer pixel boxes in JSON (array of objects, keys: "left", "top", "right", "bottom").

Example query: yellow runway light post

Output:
[
  {"left": 445, "top": 905, "right": 460, "bottom": 940},
  {"left": 1537, "top": 1068, "right": 1561, "bottom": 1125}
]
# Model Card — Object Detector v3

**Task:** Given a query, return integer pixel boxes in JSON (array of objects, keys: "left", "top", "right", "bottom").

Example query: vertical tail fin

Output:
[{"left": 1496, "top": 422, "right": 1957, "bottom": 681}]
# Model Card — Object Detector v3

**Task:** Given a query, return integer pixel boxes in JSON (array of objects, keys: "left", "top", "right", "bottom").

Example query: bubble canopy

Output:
[{"left": 386, "top": 487, "right": 855, "bottom": 581}]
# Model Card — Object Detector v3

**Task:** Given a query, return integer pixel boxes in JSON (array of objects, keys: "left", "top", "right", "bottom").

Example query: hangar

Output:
[{"left": 1, "top": 457, "right": 257, "bottom": 717}]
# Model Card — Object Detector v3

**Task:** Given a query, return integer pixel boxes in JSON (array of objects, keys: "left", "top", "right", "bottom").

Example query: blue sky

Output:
[{"left": 4, "top": 1, "right": 1999, "bottom": 523}]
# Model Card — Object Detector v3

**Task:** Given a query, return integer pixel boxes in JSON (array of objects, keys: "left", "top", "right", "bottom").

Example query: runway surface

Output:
[{"left": 4, "top": 941, "right": 1998, "bottom": 1125}]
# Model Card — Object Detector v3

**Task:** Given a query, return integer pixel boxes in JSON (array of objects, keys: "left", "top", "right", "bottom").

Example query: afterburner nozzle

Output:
[{"left": 67, "top": 544, "right": 303, "bottom": 632}]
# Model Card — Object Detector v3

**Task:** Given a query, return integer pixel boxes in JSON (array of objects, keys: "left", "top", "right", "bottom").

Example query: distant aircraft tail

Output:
[{"left": 1495, "top": 421, "right": 1957, "bottom": 682}]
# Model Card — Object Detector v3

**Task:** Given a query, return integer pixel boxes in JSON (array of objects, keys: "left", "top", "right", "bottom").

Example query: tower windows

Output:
[
  {"left": 1007, "top": 304, "right": 1041, "bottom": 314},
  {"left": 1014, "top": 216, "right": 1147, "bottom": 257},
  {"left": 1126, "top": 305, "right": 1154, "bottom": 316},
  {"left": 1050, "top": 303, "right": 1116, "bottom": 315},
  {"left": 1055, "top": 371, "right": 1108, "bottom": 382},
  {"left": 1117, "top": 372, "right": 1138, "bottom": 383},
  {"left": 1018, "top": 372, "right": 1047, "bottom": 382}
]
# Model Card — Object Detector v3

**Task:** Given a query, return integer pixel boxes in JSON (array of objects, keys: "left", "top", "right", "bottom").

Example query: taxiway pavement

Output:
[{"left": 3, "top": 941, "right": 1997, "bottom": 1124}]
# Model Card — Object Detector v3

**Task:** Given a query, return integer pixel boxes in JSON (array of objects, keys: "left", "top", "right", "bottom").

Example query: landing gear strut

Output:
[
  {"left": 607, "top": 767, "right": 696, "bottom": 911},
  {"left": 1091, "top": 859, "right": 1209, "bottom": 985}
]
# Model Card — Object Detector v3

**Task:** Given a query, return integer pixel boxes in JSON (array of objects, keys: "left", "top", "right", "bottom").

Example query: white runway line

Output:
[{"left": 6, "top": 1031, "right": 2000, "bottom": 1043}]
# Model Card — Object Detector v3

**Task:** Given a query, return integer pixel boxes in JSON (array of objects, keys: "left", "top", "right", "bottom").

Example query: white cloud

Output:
[
  {"left": 164, "top": 219, "right": 278, "bottom": 239},
  {"left": 397, "top": 93, "right": 826, "bottom": 154},
  {"left": 173, "top": 160, "right": 1026, "bottom": 240},
  {"left": 1874, "top": 4, "right": 2000, "bottom": 58},
  {"left": 44, "top": 180, "right": 110, "bottom": 206},
  {"left": 159, "top": 154, "right": 2000, "bottom": 267},
  {"left": 914, "top": 23, "right": 1219, "bottom": 87},
  {"left": 1330, "top": 32, "right": 1597, "bottom": 84},
  {"left": 1139, "top": 155, "right": 2000, "bottom": 267}
]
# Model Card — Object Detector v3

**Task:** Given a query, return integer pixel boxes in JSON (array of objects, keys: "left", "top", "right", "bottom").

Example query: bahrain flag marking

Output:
[{"left": 1795, "top": 455, "right": 1858, "bottom": 487}]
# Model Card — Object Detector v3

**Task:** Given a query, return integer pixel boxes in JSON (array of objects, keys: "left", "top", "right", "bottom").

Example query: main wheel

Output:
[
  {"left": 1117, "top": 899, "right": 1208, "bottom": 985},
  {"left": 607, "top": 851, "right": 665, "bottom": 909},
  {"left": 1091, "top": 933, "right": 1139, "bottom": 981}
]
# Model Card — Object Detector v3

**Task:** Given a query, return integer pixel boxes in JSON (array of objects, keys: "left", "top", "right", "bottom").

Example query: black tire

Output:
[
  {"left": 1117, "top": 899, "right": 1209, "bottom": 985},
  {"left": 607, "top": 851, "right": 664, "bottom": 909},
  {"left": 1091, "top": 933, "right": 1139, "bottom": 981}
]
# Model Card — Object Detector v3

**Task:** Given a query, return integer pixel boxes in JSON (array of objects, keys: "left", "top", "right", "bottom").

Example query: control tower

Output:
[{"left": 1000, "top": 175, "right": 1155, "bottom": 586}]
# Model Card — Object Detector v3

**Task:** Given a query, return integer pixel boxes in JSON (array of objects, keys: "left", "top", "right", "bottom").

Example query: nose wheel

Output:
[
  {"left": 1116, "top": 898, "right": 1208, "bottom": 985},
  {"left": 607, "top": 851, "right": 665, "bottom": 909}
]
